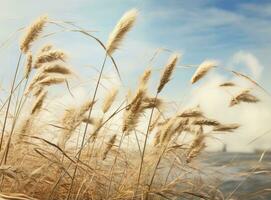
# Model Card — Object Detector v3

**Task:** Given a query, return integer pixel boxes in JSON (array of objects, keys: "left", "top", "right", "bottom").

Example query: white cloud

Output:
[
  {"left": 231, "top": 51, "right": 263, "bottom": 80},
  {"left": 185, "top": 52, "right": 271, "bottom": 152}
]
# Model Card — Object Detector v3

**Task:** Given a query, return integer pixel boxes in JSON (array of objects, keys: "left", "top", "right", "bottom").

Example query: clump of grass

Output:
[
  {"left": 58, "top": 100, "right": 95, "bottom": 149},
  {"left": 0, "top": 9, "right": 266, "bottom": 200}
]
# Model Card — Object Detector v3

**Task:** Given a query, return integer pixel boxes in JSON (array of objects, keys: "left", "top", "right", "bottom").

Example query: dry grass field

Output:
[{"left": 0, "top": 9, "right": 268, "bottom": 200}]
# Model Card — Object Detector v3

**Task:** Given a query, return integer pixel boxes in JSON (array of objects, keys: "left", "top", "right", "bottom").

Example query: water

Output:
[{"left": 201, "top": 152, "right": 271, "bottom": 199}]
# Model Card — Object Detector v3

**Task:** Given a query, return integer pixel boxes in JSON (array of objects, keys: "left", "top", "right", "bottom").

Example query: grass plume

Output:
[
  {"left": 106, "top": 9, "right": 138, "bottom": 55},
  {"left": 20, "top": 15, "right": 48, "bottom": 53},
  {"left": 157, "top": 54, "right": 179, "bottom": 93},
  {"left": 191, "top": 60, "right": 218, "bottom": 84}
]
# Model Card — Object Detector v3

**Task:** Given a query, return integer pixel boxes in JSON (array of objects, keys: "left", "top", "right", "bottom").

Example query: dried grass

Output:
[
  {"left": 191, "top": 60, "right": 218, "bottom": 84},
  {"left": 0, "top": 11, "right": 265, "bottom": 200},
  {"left": 20, "top": 15, "right": 48, "bottom": 53},
  {"left": 106, "top": 9, "right": 138, "bottom": 55}
]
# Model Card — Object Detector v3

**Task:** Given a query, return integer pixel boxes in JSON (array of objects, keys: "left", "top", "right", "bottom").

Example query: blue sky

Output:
[{"left": 0, "top": 0, "right": 271, "bottom": 90}]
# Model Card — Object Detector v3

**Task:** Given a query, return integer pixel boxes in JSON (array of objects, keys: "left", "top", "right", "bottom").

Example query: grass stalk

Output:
[
  {"left": 66, "top": 54, "right": 108, "bottom": 200},
  {"left": 135, "top": 92, "right": 158, "bottom": 198},
  {"left": 0, "top": 52, "right": 22, "bottom": 153}
]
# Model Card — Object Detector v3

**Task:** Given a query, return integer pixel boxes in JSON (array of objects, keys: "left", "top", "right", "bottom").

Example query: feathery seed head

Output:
[
  {"left": 142, "top": 96, "right": 163, "bottom": 109},
  {"left": 192, "top": 118, "right": 221, "bottom": 126},
  {"left": 178, "top": 107, "right": 203, "bottom": 118},
  {"left": 31, "top": 90, "right": 47, "bottom": 115},
  {"left": 230, "top": 90, "right": 259, "bottom": 107},
  {"left": 58, "top": 100, "right": 95, "bottom": 149},
  {"left": 106, "top": 9, "right": 138, "bottom": 55},
  {"left": 25, "top": 73, "right": 49, "bottom": 95},
  {"left": 186, "top": 133, "right": 206, "bottom": 163},
  {"left": 20, "top": 15, "right": 48, "bottom": 53},
  {"left": 39, "top": 44, "right": 53, "bottom": 53},
  {"left": 213, "top": 123, "right": 240, "bottom": 132},
  {"left": 32, "top": 85, "right": 45, "bottom": 97},
  {"left": 39, "top": 63, "right": 72, "bottom": 75},
  {"left": 191, "top": 60, "right": 218, "bottom": 84},
  {"left": 82, "top": 116, "right": 95, "bottom": 125},
  {"left": 157, "top": 53, "right": 180, "bottom": 93},
  {"left": 24, "top": 52, "right": 33, "bottom": 79},
  {"left": 219, "top": 82, "right": 235, "bottom": 87},
  {"left": 37, "top": 75, "right": 67, "bottom": 86},
  {"left": 102, "top": 134, "right": 117, "bottom": 160},
  {"left": 123, "top": 89, "right": 146, "bottom": 133},
  {"left": 34, "top": 49, "right": 67, "bottom": 68},
  {"left": 139, "top": 68, "right": 151, "bottom": 89},
  {"left": 102, "top": 88, "right": 118, "bottom": 113}
]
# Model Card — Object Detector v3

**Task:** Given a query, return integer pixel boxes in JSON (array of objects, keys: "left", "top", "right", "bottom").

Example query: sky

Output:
[{"left": 0, "top": 0, "right": 271, "bottom": 151}]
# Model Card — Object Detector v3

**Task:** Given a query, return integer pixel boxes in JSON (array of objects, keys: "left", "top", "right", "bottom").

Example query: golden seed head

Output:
[
  {"left": 102, "top": 88, "right": 118, "bottom": 113},
  {"left": 157, "top": 53, "right": 180, "bottom": 93},
  {"left": 191, "top": 60, "right": 218, "bottom": 84},
  {"left": 20, "top": 15, "right": 48, "bottom": 53},
  {"left": 24, "top": 52, "right": 33, "bottom": 78},
  {"left": 106, "top": 9, "right": 138, "bottom": 55}
]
